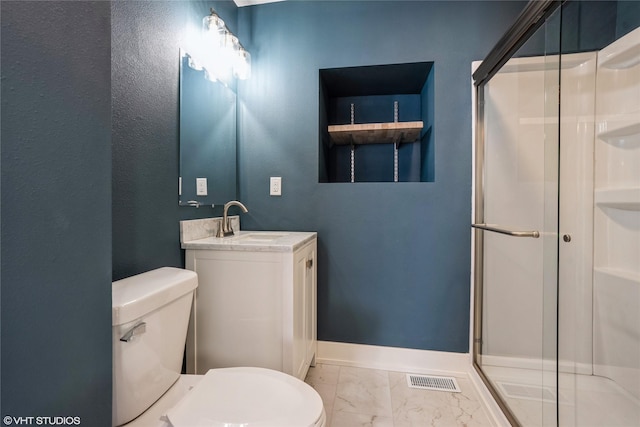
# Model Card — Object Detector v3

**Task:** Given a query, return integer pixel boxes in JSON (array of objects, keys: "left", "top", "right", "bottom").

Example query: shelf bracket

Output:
[
  {"left": 350, "top": 141, "right": 355, "bottom": 183},
  {"left": 393, "top": 143, "right": 399, "bottom": 182}
]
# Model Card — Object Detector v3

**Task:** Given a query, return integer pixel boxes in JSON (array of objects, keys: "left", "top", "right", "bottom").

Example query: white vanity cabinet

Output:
[{"left": 183, "top": 231, "right": 317, "bottom": 381}]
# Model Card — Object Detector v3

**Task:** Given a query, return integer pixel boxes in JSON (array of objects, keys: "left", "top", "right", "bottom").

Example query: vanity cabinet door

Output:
[
  {"left": 292, "top": 240, "right": 317, "bottom": 380},
  {"left": 184, "top": 235, "right": 317, "bottom": 380},
  {"left": 185, "top": 250, "right": 283, "bottom": 375},
  {"left": 303, "top": 243, "right": 317, "bottom": 370}
]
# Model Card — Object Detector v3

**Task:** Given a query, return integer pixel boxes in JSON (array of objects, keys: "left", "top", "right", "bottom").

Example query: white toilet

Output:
[{"left": 112, "top": 267, "right": 326, "bottom": 427}]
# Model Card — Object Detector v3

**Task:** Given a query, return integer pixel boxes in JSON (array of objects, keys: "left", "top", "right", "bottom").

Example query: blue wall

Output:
[
  {"left": 1, "top": 3, "right": 526, "bottom": 421},
  {"left": 1, "top": 1, "right": 112, "bottom": 423},
  {"left": 5, "top": 0, "right": 633, "bottom": 421},
  {"left": 237, "top": 1, "right": 525, "bottom": 352},
  {"left": 112, "top": 0, "right": 238, "bottom": 281}
]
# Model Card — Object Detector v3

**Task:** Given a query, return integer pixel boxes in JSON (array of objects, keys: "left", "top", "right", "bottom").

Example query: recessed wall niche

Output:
[{"left": 319, "top": 62, "right": 434, "bottom": 183}]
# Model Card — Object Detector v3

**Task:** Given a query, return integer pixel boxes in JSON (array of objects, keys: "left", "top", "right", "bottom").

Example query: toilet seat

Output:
[{"left": 165, "top": 367, "right": 325, "bottom": 427}]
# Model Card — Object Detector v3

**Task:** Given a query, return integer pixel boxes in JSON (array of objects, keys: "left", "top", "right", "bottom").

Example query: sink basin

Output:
[{"left": 232, "top": 233, "right": 289, "bottom": 242}]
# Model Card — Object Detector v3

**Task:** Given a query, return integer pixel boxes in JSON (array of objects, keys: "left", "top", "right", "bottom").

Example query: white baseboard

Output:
[{"left": 316, "top": 340, "right": 470, "bottom": 378}]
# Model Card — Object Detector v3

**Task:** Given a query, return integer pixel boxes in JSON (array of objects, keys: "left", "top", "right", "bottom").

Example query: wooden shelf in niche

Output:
[
  {"left": 319, "top": 61, "right": 434, "bottom": 183},
  {"left": 328, "top": 121, "right": 423, "bottom": 145}
]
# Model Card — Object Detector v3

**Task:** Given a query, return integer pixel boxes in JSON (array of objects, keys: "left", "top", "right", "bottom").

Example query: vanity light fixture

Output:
[{"left": 199, "top": 8, "right": 251, "bottom": 81}]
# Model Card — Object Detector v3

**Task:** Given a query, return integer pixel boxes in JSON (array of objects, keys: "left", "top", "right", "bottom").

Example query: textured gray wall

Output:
[
  {"left": 1, "top": 1, "right": 112, "bottom": 423},
  {"left": 111, "top": 0, "right": 237, "bottom": 281},
  {"left": 3, "top": 0, "right": 635, "bottom": 421}
]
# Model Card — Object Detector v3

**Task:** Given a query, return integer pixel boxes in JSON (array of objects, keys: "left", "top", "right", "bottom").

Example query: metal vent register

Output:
[{"left": 406, "top": 374, "right": 461, "bottom": 392}]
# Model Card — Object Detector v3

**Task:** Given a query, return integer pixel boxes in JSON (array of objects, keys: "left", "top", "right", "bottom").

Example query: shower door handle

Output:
[{"left": 471, "top": 224, "right": 540, "bottom": 238}]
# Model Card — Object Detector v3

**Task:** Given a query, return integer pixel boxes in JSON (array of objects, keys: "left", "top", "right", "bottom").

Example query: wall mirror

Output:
[{"left": 179, "top": 50, "right": 237, "bottom": 207}]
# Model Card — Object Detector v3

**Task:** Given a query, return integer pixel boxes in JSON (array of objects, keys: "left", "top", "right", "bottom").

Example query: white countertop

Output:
[{"left": 181, "top": 230, "right": 317, "bottom": 252}]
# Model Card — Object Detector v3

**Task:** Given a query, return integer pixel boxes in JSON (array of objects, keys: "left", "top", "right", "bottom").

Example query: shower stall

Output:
[{"left": 472, "top": 1, "right": 639, "bottom": 425}]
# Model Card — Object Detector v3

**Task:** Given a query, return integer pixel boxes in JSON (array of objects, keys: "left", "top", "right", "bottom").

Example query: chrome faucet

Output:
[{"left": 217, "top": 200, "right": 248, "bottom": 237}]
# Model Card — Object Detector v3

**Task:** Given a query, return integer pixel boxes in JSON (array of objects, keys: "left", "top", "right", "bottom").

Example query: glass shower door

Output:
[{"left": 473, "top": 9, "right": 561, "bottom": 426}]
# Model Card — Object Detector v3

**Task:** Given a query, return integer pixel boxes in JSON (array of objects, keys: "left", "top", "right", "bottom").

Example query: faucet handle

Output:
[
  {"left": 224, "top": 217, "right": 234, "bottom": 234},
  {"left": 216, "top": 216, "right": 235, "bottom": 237}
]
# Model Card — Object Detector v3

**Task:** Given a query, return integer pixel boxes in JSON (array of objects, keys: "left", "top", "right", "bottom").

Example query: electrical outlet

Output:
[
  {"left": 270, "top": 177, "right": 282, "bottom": 196},
  {"left": 196, "top": 178, "right": 208, "bottom": 196}
]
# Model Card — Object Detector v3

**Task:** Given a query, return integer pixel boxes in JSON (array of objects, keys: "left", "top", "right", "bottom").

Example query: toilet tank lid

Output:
[{"left": 112, "top": 267, "right": 198, "bottom": 326}]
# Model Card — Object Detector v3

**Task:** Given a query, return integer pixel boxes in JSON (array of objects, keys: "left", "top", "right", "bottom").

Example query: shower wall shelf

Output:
[
  {"left": 594, "top": 188, "right": 640, "bottom": 210},
  {"left": 593, "top": 26, "right": 640, "bottom": 401},
  {"left": 594, "top": 267, "right": 640, "bottom": 285},
  {"left": 599, "top": 35, "right": 640, "bottom": 69},
  {"left": 328, "top": 121, "right": 423, "bottom": 145},
  {"left": 596, "top": 120, "right": 640, "bottom": 143}
]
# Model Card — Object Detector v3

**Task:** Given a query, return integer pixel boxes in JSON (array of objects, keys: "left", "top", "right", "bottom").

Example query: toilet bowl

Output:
[{"left": 112, "top": 267, "right": 325, "bottom": 427}]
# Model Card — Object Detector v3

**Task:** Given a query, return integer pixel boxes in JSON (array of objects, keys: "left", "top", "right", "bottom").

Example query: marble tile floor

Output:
[{"left": 304, "top": 364, "right": 493, "bottom": 427}]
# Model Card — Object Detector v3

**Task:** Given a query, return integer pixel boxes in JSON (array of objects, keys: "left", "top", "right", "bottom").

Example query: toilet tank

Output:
[{"left": 112, "top": 267, "right": 198, "bottom": 426}]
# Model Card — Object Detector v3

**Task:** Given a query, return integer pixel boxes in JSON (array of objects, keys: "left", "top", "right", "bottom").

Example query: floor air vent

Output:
[{"left": 406, "top": 374, "right": 461, "bottom": 393}]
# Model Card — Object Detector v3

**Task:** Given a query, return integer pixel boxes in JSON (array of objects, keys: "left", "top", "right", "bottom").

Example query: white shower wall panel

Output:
[
  {"left": 481, "top": 54, "right": 596, "bottom": 368},
  {"left": 482, "top": 65, "right": 546, "bottom": 359},
  {"left": 558, "top": 53, "right": 597, "bottom": 371},
  {"left": 593, "top": 26, "right": 640, "bottom": 401},
  {"left": 593, "top": 269, "right": 640, "bottom": 400},
  {"left": 594, "top": 207, "right": 640, "bottom": 271}
]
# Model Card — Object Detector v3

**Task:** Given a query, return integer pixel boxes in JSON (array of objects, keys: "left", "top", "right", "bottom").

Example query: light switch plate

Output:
[
  {"left": 270, "top": 177, "right": 282, "bottom": 196},
  {"left": 196, "top": 178, "right": 207, "bottom": 196}
]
